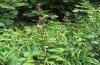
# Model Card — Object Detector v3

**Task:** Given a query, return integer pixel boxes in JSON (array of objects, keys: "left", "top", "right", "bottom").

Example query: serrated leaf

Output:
[
  {"left": 56, "top": 57, "right": 65, "bottom": 61},
  {"left": 48, "top": 48, "right": 65, "bottom": 53},
  {"left": 49, "top": 55, "right": 64, "bottom": 61}
]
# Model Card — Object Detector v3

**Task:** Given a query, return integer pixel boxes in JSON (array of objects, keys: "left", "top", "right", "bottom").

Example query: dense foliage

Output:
[
  {"left": 0, "top": 0, "right": 83, "bottom": 25},
  {"left": 0, "top": 0, "right": 100, "bottom": 65}
]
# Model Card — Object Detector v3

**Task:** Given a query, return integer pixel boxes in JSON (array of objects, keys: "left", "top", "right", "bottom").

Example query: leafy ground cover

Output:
[
  {"left": 0, "top": 0, "right": 100, "bottom": 65},
  {"left": 0, "top": 19, "right": 100, "bottom": 65}
]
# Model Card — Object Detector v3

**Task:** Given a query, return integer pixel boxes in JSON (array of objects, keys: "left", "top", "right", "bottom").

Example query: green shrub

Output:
[
  {"left": 0, "top": 0, "right": 83, "bottom": 27},
  {"left": 0, "top": 0, "right": 100, "bottom": 65}
]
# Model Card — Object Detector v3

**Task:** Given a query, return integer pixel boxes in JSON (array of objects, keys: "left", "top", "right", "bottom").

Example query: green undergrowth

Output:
[
  {"left": 0, "top": 0, "right": 100, "bottom": 65},
  {"left": 0, "top": 20, "right": 100, "bottom": 65}
]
